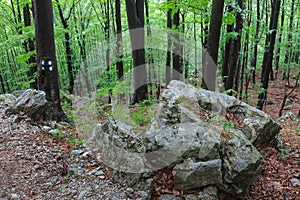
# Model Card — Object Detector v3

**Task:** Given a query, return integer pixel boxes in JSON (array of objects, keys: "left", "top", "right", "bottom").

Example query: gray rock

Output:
[
  {"left": 185, "top": 186, "right": 218, "bottom": 200},
  {"left": 222, "top": 131, "right": 263, "bottom": 194},
  {"left": 71, "top": 150, "right": 84, "bottom": 156},
  {"left": 90, "top": 80, "right": 273, "bottom": 197},
  {"left": 6, "top": 89, "right": 47, "bottom": 120},
  {"left": 68, "top": 164, "right": 85, "bottom": 177},
  {"left": 290, "top": 178, "right": 300, "bottom": 186},
  {"left": 78, "top": 190, "right": 87, "bottom": 199},
  {"left": 158, "top": 194, "right": 181, "bottom": 200},
  {"left": 92, "top": 118, "right": 149, "bottom": 173},
  {"left": 49, "top": 129, "right": 60, "bottom": 135},
  {"left": 163, "top": 80, "right": 281, "bottom": 145},
  {"left": 277, "top": 112, "right": 298, "bottom": 124},
  {"left": 12, "top": 90, "right": 24, "bottom": 97},
  {"left": 0, "top": 94, "right": 16, "bottom": 105},
  {"left": 42, "top": 126, "right": 51, "bottom": 131},
  {"left": 10, "top": 194, "right": 20, "bottom": 200},
  {"left": 135, "top": 190, "right": 153, "bottom": 200},
  {"left": 173, "top": 158, "right": 222, "bottom": 190},
  {"left": 146, "top": 122, "right": 221, "bottom": 169}
]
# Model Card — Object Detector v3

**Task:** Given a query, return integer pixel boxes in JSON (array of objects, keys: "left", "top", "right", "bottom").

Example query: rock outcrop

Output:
[
  {"left": 5, "top": 89, "right": 47, "bottom": 120},
  {"left": 91, "top": 80, "right": 282, "bottom": 198}
]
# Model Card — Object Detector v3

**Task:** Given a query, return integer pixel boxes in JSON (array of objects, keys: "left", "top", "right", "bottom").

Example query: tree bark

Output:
[
  {"left": 283, "top": 0, "right": 295, "bottom": 84},
  {"left": 250, "top": 0, "right": 261, "bottom": 85},
  {"left": 33, "top": 0, "right": 67, "bottom": 121},
  {"left": 203, "top": 0, "right": 224, "bottom": 91},
  {"left": 115, "top": 0, "right": 124, "bottom": 81},
  {"left": 56, "top": 0, "right": 77, "bottom": 94},
  {"left": 165, "top": 4, "right": 172, "bottom": 86},
  {"left": 23, "top": 3, "right": 37, "bottom": 89},
  {"left": 275, "top": 0, "right": 285, "bottom": 79},
  {"left": 125, "top": 0, "right": 148, "bottom": 103},
  {"left": 225, "top": 0, "right": 244, "bottom": 95},
  {"left": 221, "top": 6, "right": 234, "bottom": 86},
  {"left": 172, "top": 6, "right": 181, "bottom": 80},
  {"left": 257, "top": 0, "right": 281, "bottom": 110}
]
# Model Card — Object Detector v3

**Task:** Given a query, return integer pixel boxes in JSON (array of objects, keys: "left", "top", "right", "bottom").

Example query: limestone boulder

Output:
[{"left": 6, "top": 89, "right": 47, "bottom": 120}]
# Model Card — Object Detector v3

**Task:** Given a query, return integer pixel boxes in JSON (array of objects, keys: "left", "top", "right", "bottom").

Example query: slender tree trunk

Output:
[
  {"left": 104, "top": 0, "right": 111, "bottom": 79},
  {"left": 257, "top": 0, "right": 281, "bottom": 110},
  {"left": 56, "top": 0, "right": 77, "bottom": 94},
  {"left": 225, "top": 0, "right": 244, "bottom": 95},
  {"left": 240, "top": 0, "right": 252, "bottom": 100},
  {"left": 283, "top": 0, "right": 295, "bottom": 84},
  {"left": 0, "top": 74, "right": 6, "bottom": 94},
  {"left": 33, "top": 0, "right": 67, "bottom": 121},
  {"left": 125, "top": 0, "right": 148, "bottom": 103},
  {"left": 115, "top": 0, "right": 124, "bottom": 81},
  {"left": 275, "top": 0, "right": 285, "bottom": 79},
  {"left": 203, "top": 0, "right": 224, "bottom": 91},
  {"left": 172, "top": 6, "right": 181, "bottom": 80},
  {"left": 23, "top": 3, "right": 37, "bottom": 89},
  {"left": 165, "top": 6, "right": 172, "bottom": 86},
  {"left": 250, "top": 0, "right": 261, "bottom": 85},
  {"left": 221, "top": 6, "right": 234, "bottom": 86}
]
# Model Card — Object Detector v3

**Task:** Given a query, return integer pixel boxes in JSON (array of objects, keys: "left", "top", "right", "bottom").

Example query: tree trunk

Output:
[
  {"left": 125, "top": 0, "right": 148, "bottom": 103},
  {"left": 165, "top": 5, "right": 172, "bottom": 86},
  {"left": 250, "top": 0, "right": 261, "bottom": 85},
  {"left": 33, "top": 0, "right": 67, "bottom": 121},
  {"left": 56, "top": 0, "right": 77, "bottom": 94},
  {"left": 257, "top": 0, "right": 281, "bottom": 110},
  {"left": 225, "top": 0, "right": 244, "bottom": 95},
  {"left": 0, "top": 74, "right": 6, "bottom": 94},
  {"left": 283, "top": 0, "right": 295, "bottom": 84},
  {"left": 275, "top": 0, "right": 285, "bottom": 79},
  {"left": 172, "top": 6, "right": 181, "bottom": 80},
  {"left": 203, "top": 0, "right": 224, "bottom": 91},
  {"left": 115, "top": 0, "right": 124, "bottom": 81},
  {"left": 221, "top": 6, "right": 234, "bottom": 86},
  {"left": 23, "top": 3, "right": 37, "bottom": 89}
]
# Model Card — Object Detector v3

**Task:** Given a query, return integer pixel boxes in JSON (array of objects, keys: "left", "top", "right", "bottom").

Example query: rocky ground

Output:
[
  {"left": 0, "top": 103, "right": 143, "bottom": 200},
  {"left": 0, "top": 73, "right": 299, "bottom": 200}
]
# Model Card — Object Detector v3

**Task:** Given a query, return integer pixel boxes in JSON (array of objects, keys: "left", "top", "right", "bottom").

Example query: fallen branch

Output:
[{"left": 279, "top": 73, "right": 300, "bottom": 117}]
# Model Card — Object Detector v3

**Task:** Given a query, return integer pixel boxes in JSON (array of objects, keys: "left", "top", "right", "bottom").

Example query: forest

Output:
[{"left": 0, "top": 0, "right": 299, "bottom": 199}]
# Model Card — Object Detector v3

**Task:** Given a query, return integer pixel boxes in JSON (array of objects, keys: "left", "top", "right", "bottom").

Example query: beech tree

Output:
[
  {"left": 203, "top": 0, "right": 224, "bottom": 91},
  {"left": 125, "top": 0, "right": 148, "bottom": 103},
  {"left": 115, "top": 0, "right": 124, "bottom": 81},
  {"left": 33, "top": 0, "right": 67, "bottom": 121},
  {"left": 225, "top": 0, "right": 244, "bottom": 95},
  {"left": 257, "top": 0, "right": 281, "bottom": 110}
]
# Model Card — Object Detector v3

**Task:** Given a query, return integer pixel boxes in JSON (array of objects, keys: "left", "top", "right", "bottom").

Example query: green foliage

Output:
[
  {"left": 224, "top": 89, "right": 237, "bottom": 96},
  {"left": 223, "top": 120, "right": 236, "bottom": 130},
  {"left": 278, "top": 148, "right": 292, "bottom": 160},
  {"left": 130, "top": 100, "right": 155, "bottom": 127},
  {"left": 254, "top": 87, "right": 267, "bottom": 95}
]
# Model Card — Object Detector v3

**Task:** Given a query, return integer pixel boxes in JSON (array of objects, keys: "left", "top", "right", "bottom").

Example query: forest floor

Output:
[{"left": 0, "top": 72, "right": 299, "bottom": 200}]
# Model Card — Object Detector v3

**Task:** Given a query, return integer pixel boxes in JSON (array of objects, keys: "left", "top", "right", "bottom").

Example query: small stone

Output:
[
  {"left": 293, "top": 173, "right": 300, "bottom": 178},
  {"left": 290, "top": 178, "right": 300, "bottom": 186},
  {"left": 78, "top": 190, "right": 87, "bottom": 199},
  {"left": 10, "top": 194, "right": 20, "bottom": 200},
  {"left": 95, "top": 170, "right": 104, "bottom": 176},
  {"left": 68, "top": 164, "right": 85, "bottom": 177},
  {"left": 81, "top": 151, "right": 90, "bottom": 158},
  {"left": 99, "top": 175, "right": 106, "bottom": 179},
  {"left": 126, "top": 188, "right": 134, "bottom": 194},
  {"left": 291, "top": 153, "right": 300, "bottom": 158},
  {"left": 42, "top": 126, "right": 51, "bottom": 131},
  {"left": 158, "top": 194, "right": 181, "bottom": 200},
  {"left": 71, "top": 150, "right": 84, "bottom": 156},
  {"left": 49, "top": 129, "right": 60, "bottom": 135}
]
